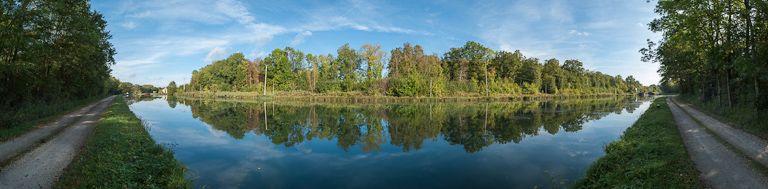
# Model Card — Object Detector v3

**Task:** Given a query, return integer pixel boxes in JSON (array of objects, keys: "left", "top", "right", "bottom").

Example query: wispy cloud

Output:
[
  {"left": 290, "top": 31, "right": 313, "bottom": 46},
  {"left": 95, "top": 0, "right": 660, "bottom": 86},
  {"left": 105, "top": 0, "right": 427, "bottom": 86},
  {"left": 295, "top": 0, "right": 429, "bottom": 35},
  {"left": 474, "top": 0, "right": 660, "bottom": 84},
  {"left": 205, "top": 47, "right": 228, "bottom": 63},
  {"left": 120, "top": 21, "right": 137, "bottom": 29}
]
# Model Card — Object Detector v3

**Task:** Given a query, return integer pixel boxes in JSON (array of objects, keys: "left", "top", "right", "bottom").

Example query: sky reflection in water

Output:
[{"left": 129, "top": 97, "right": 651, "bottom": 189}]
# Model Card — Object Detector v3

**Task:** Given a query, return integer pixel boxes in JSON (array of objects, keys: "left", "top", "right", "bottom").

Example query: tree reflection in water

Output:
[{"left": 177, "top": 97, "right": 644, "bottom": 153}]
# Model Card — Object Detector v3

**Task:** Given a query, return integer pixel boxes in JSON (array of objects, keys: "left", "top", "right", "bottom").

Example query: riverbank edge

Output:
[
  {"left": 0, "top": 96, "right": 103, "bottom": 142},
  {"left": 178, "top": 91, "right": 639, "bottom": 103},
  {"left": 55, "top": 97, "right": 189, "bottom": 188},
  {"left": 574, "top": 97, "right": 701, "bottom": 188}
]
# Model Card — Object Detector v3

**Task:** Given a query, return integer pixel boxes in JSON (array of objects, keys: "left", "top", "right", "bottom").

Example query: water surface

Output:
[{"left": 129, "top": 97, "right": 651, "bottom": 188}]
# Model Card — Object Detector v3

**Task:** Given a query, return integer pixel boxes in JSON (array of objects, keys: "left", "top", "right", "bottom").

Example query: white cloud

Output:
[
  {"left": 289, "top": 31, "right": 313, "bottom": 46},
  {"left": 296, "top": 0, "right": 428, "bottom": 35},
  {"left": 121, "top": 21, "right": 138, "bottom": 29},
  {"left": 110, "top": 0, "right": 429, "bottom": 85},
  {"left": 205, "top": 47, "right": 228, "bottom": 62},
  {"left": 475, "top": 0, "right": 661, "bottom": 85},
  {"left": 569, "top": 30, "right": 590, "bottom": 36},
  {"left": 215, "top": 0, "right": 255, "bottom": 24}
]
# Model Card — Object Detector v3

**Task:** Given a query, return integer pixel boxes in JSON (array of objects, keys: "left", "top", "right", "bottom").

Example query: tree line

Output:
[
  {"left": 643, "top": 0, "right": 767, "bottom": 109},
  {"left": 184, "top": 41, "right": 658, "bottom": 97},
  {"left": 1, "top": 0, "right": 115, "bottom": 125}
]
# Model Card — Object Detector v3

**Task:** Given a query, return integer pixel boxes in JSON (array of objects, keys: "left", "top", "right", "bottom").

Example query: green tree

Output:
[
  {"left": 167, "top": 81, "right": 177, "bottom": 96},
  {"left": 518, "top": 58, "right": 542, "bottom": 94},
  {"left": 491, "top": 50, "right": 523, "bottom": 80},
  {"left": 264, "top": 49, "right": 294, "bottom": 90},
  {"left": 442, "top": 41, "right": 494, "bottom": 83},
  {"left": 183, "top": 42, "right": 648, "bottom": 97},
  {"left": 0, "top": 0, "right": 116, "bottom": 125},
  {"left": 188, "top": 53, "right": 251, "bottom": 91},
  {"left": 360, "top": 44, "right": 385, "bottom": 80},
  {"left": 336, "top": 44, "right": 361, "bottom": 91},
  {"left": 542, "top": 59, "right": 562, "bottom": 94}
]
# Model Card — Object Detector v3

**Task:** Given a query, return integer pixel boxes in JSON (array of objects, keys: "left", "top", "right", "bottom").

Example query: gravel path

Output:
[
  {"left": 667, "top": 98, "right": 768, "bottom": 189},
  {"left": 0, "top": 98, "right": 107, "bottom": 164},
  {"left": 672, "top": 98, "right": 768, "bottom": 168},
  {"left": 0, "top": 96, "right": 114, "bottom": 189}
]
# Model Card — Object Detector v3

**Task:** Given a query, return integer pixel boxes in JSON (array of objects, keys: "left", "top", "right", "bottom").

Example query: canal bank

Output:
[
  {"left": 576, "top": 97, "right": 701, "bottom": 188},
  {"left": 55, "top": 97, "right": 188, "bottom": 188},
  {"left": 178, "top": 91, "right": 641, "bottom": 103}
]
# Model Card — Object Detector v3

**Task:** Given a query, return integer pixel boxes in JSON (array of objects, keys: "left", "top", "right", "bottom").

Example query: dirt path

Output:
[
  {"left": 0, "top": 96, "right": 114, "bottom": 189},
  {"left": 667, "top": 98, "right": 768, "bottom": 189},
  {"left": 672, "top": 98, "right": 768, "bottom": 168},
  {"left": 0, "top": 98, "right": 109, "bottom": 164}
]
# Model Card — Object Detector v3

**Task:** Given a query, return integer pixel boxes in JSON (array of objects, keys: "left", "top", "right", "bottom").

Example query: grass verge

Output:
[
  {"left": 0, "top": 97, "right": 101, "bottom": 141},
  {"left": 56, "top": 97, "right": 189, "bottom": 188},
  {"left": 574, "top": 97, "right": 701, "bottom": 188}
]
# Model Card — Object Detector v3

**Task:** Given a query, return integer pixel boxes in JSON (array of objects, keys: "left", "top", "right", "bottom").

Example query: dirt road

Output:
[
  {"left": 0, "top": 96, "right": 114, "bottom": 189},
  {"left": 668, "top": 98, "right": 768, "bottom": 189}
]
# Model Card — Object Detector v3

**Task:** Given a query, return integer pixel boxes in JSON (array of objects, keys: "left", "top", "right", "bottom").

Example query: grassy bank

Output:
[
  {"left": 0, "top": 97, "right": 101, "bottom": 141},
  {"left": 575, "top": 97, "right": 701, "bottom": 188},
  {"left": 678, "top": 95, "right": 767, "bottom": 140},
  {"left": 56, "top": 97, "right": 189, "bottom": 188},
  {"left": 179, "top": 91, "right": 634, "bottom": 103}
]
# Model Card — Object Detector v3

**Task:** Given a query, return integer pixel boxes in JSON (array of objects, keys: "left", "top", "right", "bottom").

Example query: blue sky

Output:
[{"left": 91, "top": 0, "right": 661, "bottom": 87}]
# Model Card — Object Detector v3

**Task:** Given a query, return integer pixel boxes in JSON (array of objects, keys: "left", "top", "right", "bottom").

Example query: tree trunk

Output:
[
  {"left": 727, "top": 70, "right": 733, "bottom": 107},
  {"left": 718, "top": 73, "right": 722, "bottom": 106},
  {"left": 429, "top": 78, "right": 433, "bottom": 97},
  {"left": 484, "top": 68, "right": 489, "bottom": 96},
  {"left": 745, "top": 0, "right": 759, "bottom": 107},
  {"left": 263, "top": 64, "right": 267, "bottom": 95}
]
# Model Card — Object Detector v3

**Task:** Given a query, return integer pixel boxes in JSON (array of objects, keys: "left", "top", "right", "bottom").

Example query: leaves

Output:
[
  {"left": 1, "top": 0, "right": 115, "bottom": 126},
  {"left": 188, "top": 41, "right": 650, "bottom": 97}
]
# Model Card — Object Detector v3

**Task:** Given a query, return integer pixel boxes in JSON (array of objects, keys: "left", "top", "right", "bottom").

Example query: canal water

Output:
[{"left": 128, "top": 97, "right": 651, "bottom": 188}]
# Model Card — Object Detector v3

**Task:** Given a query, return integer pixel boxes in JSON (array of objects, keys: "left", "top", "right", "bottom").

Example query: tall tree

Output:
[
  {"left": 542, "top": 59, "right": 561, "bottom": 94},
  {"left": 264, "top": 49, "right": 293, "bottom": 90},
  {"left": 336, "top": 44, "right": 360, "bottom": 91},
  {"left": 360, "top": 44, "right": 385, "bottom": 80},
  {"left": 167, "top": 81, "right": 177, "bottom": 96}
]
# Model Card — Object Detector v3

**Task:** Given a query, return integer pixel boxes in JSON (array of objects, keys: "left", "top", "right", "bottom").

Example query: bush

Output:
[{"left": 317, "top": 80, "right": 343, "bottom": 93}]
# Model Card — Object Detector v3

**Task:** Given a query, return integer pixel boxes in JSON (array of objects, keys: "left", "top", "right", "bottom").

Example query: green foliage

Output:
[
  {"left": 442, "top": 41, "right": 494, "bottom": 83},
  {"left": 56, "top": 97, "right": 189, "bottom": 188},
  {"left": 336, "top": 44, "right": 362, "bottom": 91},
  {"left": 167, "top": 81, "right": 177, "bottom": 96},
  {"left": 186, "top": 41, "right": 650, "bottom": 97},
  {"left": 643, "top": 0, "right": 767, "bottom": 113},
  {"left": 518, "top": 57, "right": 542, "bottom": 87},
  {"left": 0, "top": 0, "right": 115, "bottom": 127},
  {"left": 189, "top": 53, "right": 256, "bottom": 91},
  {"left": 680, "top": 95, "right": 768, "bottom": 139},
  {"left": 388, "top": 74, "right": 421, "bottom": 96},
  {"left": 491, "top": 50, "right": 523, "bottom": 80},
  {"left": 576, "top": 98, "right": 701, "bottom": 188}
]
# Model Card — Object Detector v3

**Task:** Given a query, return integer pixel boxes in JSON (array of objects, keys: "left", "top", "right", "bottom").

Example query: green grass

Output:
[
  {"left": 574, "top": 97, "right": 701, "bottom": 188},
  {"left": 0, "top": 97, "right": 101, "bottom": 141},
  {"left": 56, "top": 97, "right": 189, "bottom": 188}
]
